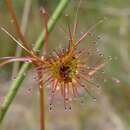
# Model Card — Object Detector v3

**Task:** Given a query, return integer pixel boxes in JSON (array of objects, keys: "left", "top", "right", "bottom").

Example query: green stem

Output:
[{"left": 0, "top": 0, "right": 70, "bottom": 123}]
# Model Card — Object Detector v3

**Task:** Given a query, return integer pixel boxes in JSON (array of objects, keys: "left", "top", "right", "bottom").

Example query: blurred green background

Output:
[{"left": 0, "top": 0, "right": 130, "bottom": 130}]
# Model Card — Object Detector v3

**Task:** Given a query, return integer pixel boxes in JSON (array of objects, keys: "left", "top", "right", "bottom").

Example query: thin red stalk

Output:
[
  {"left": 65, "top": 15, "right": 75, "bottom": 49},
  {"left": 5, "top": 0, "right": 43, "bottom": 62},
  {"left": 1, "top": 27, "right": 43, "bottom": 64},
  {"left": 67, "top": 22, "right": 74, "bottom": 46},
  {"left": 62, "top": 82, "right": 65, "bottom": 99},
  {"left": 50, "top": 80, "right": 58, "bottom": 106},
  {"left": 66, "top": 83, "right": 70, "bottom": 99},
  {"left": 1, "top": 27, "right": 32, "bottom": 55},
  {"left": 78, "top": 73, "right": 99, "bottom": 88},
  {"left": 0, "top": 57, "right": 34, "bottom": 67},
  {"left": 88, "top": 63, "right": 105, "bottom": 76},
  {"left": 75, "top": 76, "right": 96, "bottom": 99},
  {"left": 71, "top": 83, "right": 77, "bottom": 97},
  {"left": 71, "top": 82, "right": 79, "bottom": 96},
  {"left": 60, "top": 82, "right": 64, "bottom": 97},
  {"left": 37, "top": 71, "right": 45, "bottom": 130},
  {"left": 72, "top": 0, "right": 82, "bottom": 38},
  {"left": 52, "top": 80, "right": 58, "bottom": 93},
  {"left": 64, "top": 83, "right": 71, "bottom": 110},
  {"left": 76, "top": 19, "right": 105, "bottom": 45},
  {"left": 6, "top": 0, "right": 33, "bottom": 53},
  {"left": 40, "top": 8, "right": 49, "bottom": 55},
  {"left": 12, "top": 0, "right": 32, "bottom": 77}
]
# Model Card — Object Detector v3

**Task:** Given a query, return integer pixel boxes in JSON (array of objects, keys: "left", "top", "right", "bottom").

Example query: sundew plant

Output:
[{"left": 0, "top": 0, "right": 108, "bottom": 130}]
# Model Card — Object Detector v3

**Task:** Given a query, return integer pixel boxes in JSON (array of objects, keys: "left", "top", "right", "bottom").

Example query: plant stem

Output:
[
  {"left": 0, "top": 0, "right": 70, "bottom": 124},
  {"left": 37, "top": 71, "right": 45, "bottom": 130}
]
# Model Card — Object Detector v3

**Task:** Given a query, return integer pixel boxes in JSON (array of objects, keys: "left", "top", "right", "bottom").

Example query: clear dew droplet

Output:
[
  {"left": 112, "top": 77, "right": 120, "bottom": 84},
  {"left": 97, "top": 36, "right": 101, "bottom": 40},
  {"left": 92, "top": 41, "right": 97, "bottom": 44},
  {"left": 80, "top": 100, "right": 84, "bottom": 104},
  {"left": 92, "top": 97, "right": 97, "bottom": 102},
  {"left": 69, "top": 106, "right": 72, "bottom": 111},
  {"left": 103, "top": 79, "right": 107, "bottom": 83},
  {"left": 101, "top": 70, "right": 105, "bottom": 74},
  {"left": 64, "top": 106, "right": 71, "bottom": 112},
  {"left": 108, "top": 56, "right": 112, "bottom": 61},
  {"left": 96, "top": 48, "right": 100, "bottom": 53},
  {"left": 33, "top": 76, "right": 37, "bottom": 80},
  {"left": 96, "top": 85, "right": 100, "bottom": 88},
  {"left": 49, "top": 103, "right": 53, "bottom": 111},
  {"left": 64, "top": 107, "right": 67, "bottom": 112},
  {"left": 99, "top": 53, "right": 104, "bottom": 57},
  {"left": 26, "top": 88, "right": 32, "bottom": 95},
  {"left": 81, "top": 84, "right": 85, "bottom": 88},
  {"left": 49, "top": 107, "right": 53, "bottom": 111}
]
